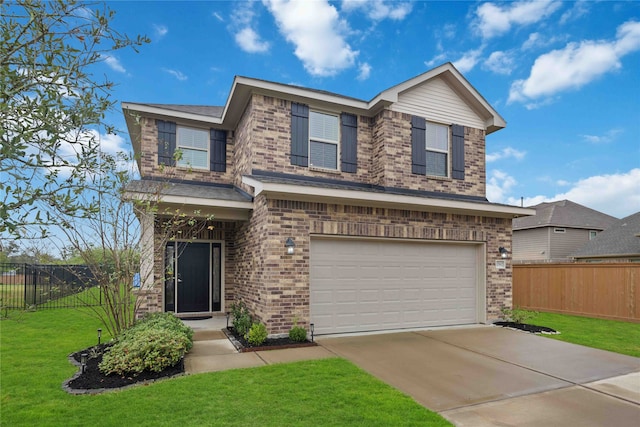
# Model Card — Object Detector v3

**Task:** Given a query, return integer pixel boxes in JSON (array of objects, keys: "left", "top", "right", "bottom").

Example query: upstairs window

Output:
[
  {"left": 589, "top": 230, "right": 598, "bottom": 240},
  {"left": 176, "top": 126, "right": 209, "bottom": 169},
  {"left": 309, "top": 111, "right": 339, "bottom": 170},
  {"left": 425, "top": 122, "right": 449, "bottom": 177}
]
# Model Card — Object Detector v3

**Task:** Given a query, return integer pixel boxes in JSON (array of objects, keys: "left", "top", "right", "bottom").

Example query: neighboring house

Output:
[
  {"left": 123, "top": 63, "right": 533, "bottom": 335},
  {"left": 571, "top": 212, "right": 640, "bottom": 263},
  {"left": 512, "top": 200, "right": 617, "bottom": 263}
]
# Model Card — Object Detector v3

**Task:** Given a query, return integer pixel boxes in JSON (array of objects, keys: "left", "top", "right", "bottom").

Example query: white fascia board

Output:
[
  {"left": 121, "top": 102, "right": 223, "bottom": 125},
  {"left": 124, "top": 190, "right": 253, "bottom": 210},
  {"left": 242, "top": 176, "right": 535, "bottom": 218}
]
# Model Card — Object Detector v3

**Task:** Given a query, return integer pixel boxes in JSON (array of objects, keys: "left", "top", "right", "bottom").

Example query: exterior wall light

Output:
[
  {"left": 285, "top": 237, "right": 295, "bottom": 255},
  {"left": 310, "top": 323, "right": 315, "bottom": 342},
  {"left": 499, "top": 247, "right": 509, "bottom": 258}
]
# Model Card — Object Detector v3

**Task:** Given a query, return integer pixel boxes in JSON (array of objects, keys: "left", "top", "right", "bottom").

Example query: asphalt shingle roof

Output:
[
  {"left": 142, "top": 104, "right": 224, "bottom": 118},
  {"left": 513, "top": 200, "right": 617, "bottom": 231},
  {"left": 572, "top": 211, "right": 640, "bottom": 258},
  {"left": 126, "top": 179, "right": 252, "bottom": 203}
]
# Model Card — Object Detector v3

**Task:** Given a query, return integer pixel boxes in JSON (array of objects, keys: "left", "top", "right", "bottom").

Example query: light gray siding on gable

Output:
[
  {"left": 513, "top": 228, "right": 549, "bottom": 261},
  {"left": 391, "top": 77, "right": 485, "bottom": 129},
  {"left": 550, "top": 228, "right": 591, "bottom": 260}
]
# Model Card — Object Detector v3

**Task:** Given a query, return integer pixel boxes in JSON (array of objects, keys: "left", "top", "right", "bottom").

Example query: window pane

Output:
[
  {"left": 310, "top": 141, "right": 338, "bottom": 169},
  {"left": 178, "top": 127, "right": 209, "bottom": 150},
  {"left": 177, "top": 148, "right": 208, "bottom": 169},
  {"left": 309, "top": 111, "right": 339, "bottom": 142},
  {"left": 426, "top": 123, "right": 448, "bottom": 151},
  {"left": 426, "top": 151, "right": 447, "bottom": 177}
]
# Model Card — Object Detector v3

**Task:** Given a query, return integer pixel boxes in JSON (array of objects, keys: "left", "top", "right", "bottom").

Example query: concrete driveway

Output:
[{"left": 318, "top": 326, "right": 640, "bottom": 427}]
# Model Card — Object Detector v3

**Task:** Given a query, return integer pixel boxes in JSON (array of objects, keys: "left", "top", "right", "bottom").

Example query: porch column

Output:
[{"left": 139, "top": 210, "right": 155, "bottom": 290}]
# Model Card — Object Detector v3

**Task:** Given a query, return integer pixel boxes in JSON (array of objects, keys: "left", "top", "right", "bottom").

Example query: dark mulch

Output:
[
  {"left": 224, "top": 327, "right": 317, "bottom": 352},
  {"left": 494, "top": 321, "right": 559, "bottom": 334},
  {"left": 64, "top": 344, "right": 183, "bottom": 393}
]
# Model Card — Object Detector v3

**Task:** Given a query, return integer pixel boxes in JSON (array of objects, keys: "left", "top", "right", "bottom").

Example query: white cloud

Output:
[
  {"left": 153, "top": 24, "right": 168, "bottom": 38},
  {"left": 486, "top": 169, "right": 518, "bottom": 203},
  {"left": 581, "top": 128, "right": 623, "bottom": 144},
  {"left": 213, "top": 12, "right": 224, "bottom": 22},
  {"left": 453, "top": 48, "right": 483, "bottom": 73},
  {"left": 560, "top": 0, "right": 590, "bottom": 25},
  {"left": 102, "top": 55, "right": 126, "bottom": 73},
  {"left": 163, "top": 68, "right": 188, "bottom": 81},
  {"left": 342, "top": 0, "right": 413, "bottom": 21},
  {"left": 556, "top": 180, "right": 570, "bottom": 186},
  {"left": 357, "top": 62, "right": 371, "bottom": 80},
  {"left": 521, "top": 32, "right": 565, "bottom": 51},
  {"left": 486, "top": 147, "right": 526, "bottom": 163},
  {"left": 424, "top": 53, "right": 447, "bottom": 68},
  {"left": 235, "top": 27, "right": 270, "bottom": 53},
  {"left": 264, "top": 0, "right": 358, "bottom": 77},
  {"left": 509, "top": 20, "right": 640, "bottom": 104},
  {"left": 474, "top": 0, "right": 561, "bottom": 39},
  {"left": 483, "top": 50, "right": 515, "bottom": 75},
  {"left": 507, "top": 169, "right": 640, "bottom": 218}
]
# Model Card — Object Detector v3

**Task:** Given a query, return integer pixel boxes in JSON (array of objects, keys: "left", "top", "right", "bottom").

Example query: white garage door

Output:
[{"left": 310, "top": 238, "right": 480, "bottom": 335}]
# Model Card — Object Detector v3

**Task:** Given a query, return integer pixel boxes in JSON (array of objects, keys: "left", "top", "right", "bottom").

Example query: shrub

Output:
[
  {"left": 246, "top": 322, "right": 268, "bottom": 346},
  {"left": 289, "top": 325, "right": 307, "bottom": 342},
  {"left": 501, "top": 306, "right": 538, "bottom": 324},
  {"left": 230, "top": 301, "right": 252, "bottom": 337},
  {"left": 99, "top": 313, "right": 193, "bottom": 375}
]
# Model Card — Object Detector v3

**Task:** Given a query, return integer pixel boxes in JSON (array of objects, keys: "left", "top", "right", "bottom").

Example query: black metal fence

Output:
[{"left": 0, "top": 263, "right": 101, "bottom": 309}]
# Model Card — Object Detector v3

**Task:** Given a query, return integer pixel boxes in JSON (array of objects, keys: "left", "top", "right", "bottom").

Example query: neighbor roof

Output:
[
  {"left": 513, "top": 200, "right": 618, "bottom": 231},
  {"left": 572, "top": 212, "right": 640, "bottom": 259}
]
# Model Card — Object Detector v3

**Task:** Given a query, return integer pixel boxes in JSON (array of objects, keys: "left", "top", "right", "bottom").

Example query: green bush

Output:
[
  {"left": 99, "top": 313, "right": 193, "bottom": 375},
  {"left": 230, "top": 301, "right": 252, "bottom": 337},
  {"left": 246, "top": 322, "right": 268, "bottom": 346},
  {"left": 501, "top": 306, "right": 538, "bottom": 324},
  {"left": 289, "top": 325, "right": 307, "bottom": 342}
]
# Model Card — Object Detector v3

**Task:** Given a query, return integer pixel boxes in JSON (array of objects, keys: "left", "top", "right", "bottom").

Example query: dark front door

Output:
[{"left": 177, "top": 242, "right": 210, "bottom": 313}]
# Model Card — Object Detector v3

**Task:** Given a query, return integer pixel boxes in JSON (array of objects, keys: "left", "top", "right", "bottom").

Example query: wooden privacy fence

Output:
[{"left": 513, "top": 263, "right": 639, "bottom": 323}]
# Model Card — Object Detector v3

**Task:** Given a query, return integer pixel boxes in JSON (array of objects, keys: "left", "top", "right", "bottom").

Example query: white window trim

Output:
[
  {"left": 176, "top": 126, "right": 209, "bottom": 170},
  {"left": 309, "top": 109, "right": 340, "bottom": 171},
  {"left": 589, "top": 230, "right": 598, "bottom": 240},
  {"left": 425, "top": 121, "right": 450, "bottom": 178}
]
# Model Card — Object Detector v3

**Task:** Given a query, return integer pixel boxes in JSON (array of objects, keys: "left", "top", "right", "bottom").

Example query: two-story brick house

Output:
[{"left": 123, "top": 63, "right": 533, "bottom": 335}]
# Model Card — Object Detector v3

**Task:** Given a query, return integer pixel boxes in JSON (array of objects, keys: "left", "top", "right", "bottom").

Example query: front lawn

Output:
[
  {"left": 0, "top": 309, "right": 451, "bottom": 426},
  {"left": 530, "top": 312, "right": 640, "bottom": 357}
]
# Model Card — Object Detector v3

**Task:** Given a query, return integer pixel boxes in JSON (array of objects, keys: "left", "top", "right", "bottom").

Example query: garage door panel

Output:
[{"left": 310, "top": 238, "right": 479, "bottom": 335}]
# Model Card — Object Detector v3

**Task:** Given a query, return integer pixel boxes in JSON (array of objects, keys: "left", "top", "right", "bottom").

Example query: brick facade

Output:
[{"left": 131, "top": 84, "right": 516, "bottom": 335}]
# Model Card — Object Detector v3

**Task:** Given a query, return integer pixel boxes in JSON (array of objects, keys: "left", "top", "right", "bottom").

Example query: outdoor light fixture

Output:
[
  {"left": 499, "top": 247, "right": 509, "bottom": 258},
  {"left": 226, "top": 312, "right": 230, "bottom": 329},
  {"left": 81, "top": 353, "right": 88, "bottom": 374},
  {"left": 285, "top": 237, "right": 295, "bottom": 255},
  {"left": 310, "top": 323, "right": 315, "bottom": 343},
  {"left": 97, "top": 328, "right": 102, "bottom": 345}
]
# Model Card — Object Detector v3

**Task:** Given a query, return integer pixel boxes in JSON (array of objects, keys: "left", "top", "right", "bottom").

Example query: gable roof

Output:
[
  {"left": 572, "top": 211, "right": 640, "bottom": 259},
  {"left": 513, "top": 200, "right": 618, "bottom": 231},
  {"left": 122, "top": 62, "right": 505, "bottom": 134}
]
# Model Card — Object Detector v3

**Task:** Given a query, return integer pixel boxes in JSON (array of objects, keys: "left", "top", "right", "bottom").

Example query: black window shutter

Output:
[
  {"left": 210, "top": 129, "right": 227, "bottom": 172},
  {"left": 451, "top": 124, "right": 465, "bottom": 180},
  {"left": 157, "top": 120, "right": 176, "bottom": 166},
  {"left": 340, "top": 113, "right": 358, "bottom": 173},
  {"left": 411, "top": 116, "right": 426, "bottom": 175},
  {"left": 291, "top": 103, "right": 309, "bottom": 166}
]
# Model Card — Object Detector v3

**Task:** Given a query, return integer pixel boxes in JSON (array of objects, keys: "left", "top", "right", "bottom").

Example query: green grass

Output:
[
  {"left": 530, "top": 312, "right": 640, "bottom": 357},
  {"left": 1, "top": 309, "right": 450, "bottom": 427}
]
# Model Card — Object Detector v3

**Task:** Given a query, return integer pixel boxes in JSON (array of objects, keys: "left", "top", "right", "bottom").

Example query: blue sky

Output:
[{"left": 97, "top": 0, "right": 640, "bottom": 219}]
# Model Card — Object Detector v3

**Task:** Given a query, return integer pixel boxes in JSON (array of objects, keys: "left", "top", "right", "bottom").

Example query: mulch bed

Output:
[
  {"left": 224, "top": 327, "right": 317, "bottom": 352},
  {"left": 64, "top": 344, "right": 184, "bottom": 394},
  {"left": 494, "top": 321, "right": 559, "bottom": 334}
]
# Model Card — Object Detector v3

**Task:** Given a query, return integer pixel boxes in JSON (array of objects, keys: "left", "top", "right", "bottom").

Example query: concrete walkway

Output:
[{"left": 181, "top": 317, "right": 335, "bottom": 374}]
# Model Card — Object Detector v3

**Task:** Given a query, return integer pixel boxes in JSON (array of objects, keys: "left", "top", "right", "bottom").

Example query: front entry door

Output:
[{"left": 165, "top": 242, "right": 222, "bottom": 313}]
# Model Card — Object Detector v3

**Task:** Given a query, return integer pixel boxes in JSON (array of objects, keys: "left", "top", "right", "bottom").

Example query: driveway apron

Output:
[{"left": 318, "top": 326, "right": 640, "bottom": 426}]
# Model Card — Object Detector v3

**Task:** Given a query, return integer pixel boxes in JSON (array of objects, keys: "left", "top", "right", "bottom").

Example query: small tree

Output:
[
  {"left": 49, "top": 149, "right": 213, "bottom": 337},
  {"left": 0, "top": 0, "right": 149, "bottom": 237}
]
